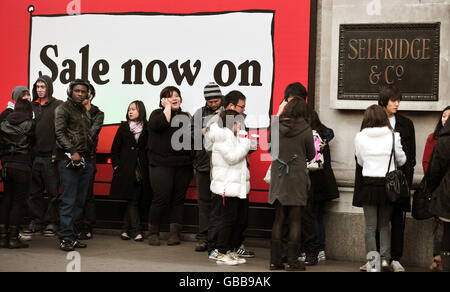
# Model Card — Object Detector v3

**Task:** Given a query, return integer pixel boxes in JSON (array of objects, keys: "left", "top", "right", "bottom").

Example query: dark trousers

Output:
[
  {"left": 390, "top": 204, "right": 406, "bottom": 261},
  {"left": 0, "top": 167, "right": 31, "bottom": 226},
  {"left": 28, "top": 156, "right": 60, "bottom": 226},
  {"left": 77, "top": 164, "right": 97, "bottom": 231},
  {"left": 301, "top": 198, "right": 320, "bottom": 256},
  {"left": 207, "top": 195, "right": 222, "bottom": 253},
  {"left": 312, "top": 201, "right": 326, "bottom": 251},
  {"left": 122, "top": 182, "right": 144, "bottom": 237},
  {"left": 149, "top": 165, "right": 193, "bottom": 225},
  {"left": 443, "top": 222, "right": 450, "bottom": 252},
  {"left": 57, "top": 161, "right": 94, "bottom": 241},
  {"left": 216, "top": 195, "right": 248, "bottom": 254},
  {"left": 195, "top": 171, "right": 212, "bottom": 242}
]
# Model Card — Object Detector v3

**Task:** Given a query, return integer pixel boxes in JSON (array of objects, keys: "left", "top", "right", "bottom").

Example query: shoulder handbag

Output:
[
  {"left": 307, "top": 130, "right": 325, "bottom": 171},
  {"left": 411, "top": 176, "right": 433, "bottom": 220},
  {"left": 385, "top": 132, "right": 410, "bottom": 203}
]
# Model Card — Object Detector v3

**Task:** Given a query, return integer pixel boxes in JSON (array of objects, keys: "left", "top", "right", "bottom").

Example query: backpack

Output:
[{"left": 307, "top": 130, "right": 325, "bottom": 171}]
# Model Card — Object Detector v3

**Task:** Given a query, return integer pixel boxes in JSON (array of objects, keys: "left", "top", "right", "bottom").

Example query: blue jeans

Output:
[{"left": 57, "top": 160, "right": 94, "bottom": 241}]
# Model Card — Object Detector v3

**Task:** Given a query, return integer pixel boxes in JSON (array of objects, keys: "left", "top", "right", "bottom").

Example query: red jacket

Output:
[{"left": 422, "top": 133, "right": 438, "bottom": 174}]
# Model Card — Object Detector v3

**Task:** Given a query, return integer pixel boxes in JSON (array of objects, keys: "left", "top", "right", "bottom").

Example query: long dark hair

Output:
[
  {"left": 279, "top": 97, "right": 310, "bottom": 135},
  {"left": 126, "top": 100, "right": 147, "bottom": 123},
  {"left": 14, "top": 98, "right": 33, "bottom": 119},
  {"left": 361, "top": 104, "right": 392, "bottom": 131},
  {"left": 433, "top": 106, "right": 450, "bottom": 139}
]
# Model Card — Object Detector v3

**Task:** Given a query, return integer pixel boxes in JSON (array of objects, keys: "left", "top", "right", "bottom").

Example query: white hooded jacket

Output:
[
  {"left": 209, "top": 123, "right": 251, "bottom": 199},
  {"left": 355, "top": 126, "right": 407, "bottom": 177}
]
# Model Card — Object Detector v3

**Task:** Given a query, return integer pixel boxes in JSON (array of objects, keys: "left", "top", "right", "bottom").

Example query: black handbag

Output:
[
  {"left": 412, "top": 176, "right": 433, "bottom": 220},
  {"left": 385, "top": 132, "right": 410, "bottom": 203}
]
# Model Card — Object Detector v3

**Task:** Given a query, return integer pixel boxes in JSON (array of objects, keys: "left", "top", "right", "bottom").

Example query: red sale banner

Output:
[{"left": 0, "top": 0, "right": 313, "bottom": 203}]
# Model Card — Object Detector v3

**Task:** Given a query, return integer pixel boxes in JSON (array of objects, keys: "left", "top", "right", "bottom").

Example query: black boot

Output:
[
  {"left": 0, "top": 224, "right": 8, "bottom": 248},
  {"left": 285, "top": 242, "right": 305, "bottom": 271},
  {"left": 270, "top": 240, "right": 284, "bottom": 270},
  {"left": 441, "top": 251, "right": 450, "bottom": 272},
  {"left": 8, "top": 226, "right": 29, "bottom": 249}
]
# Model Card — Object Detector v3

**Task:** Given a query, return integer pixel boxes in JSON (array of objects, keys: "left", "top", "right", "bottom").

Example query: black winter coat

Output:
[
  {"left": 0, "top": 112, "right": 35, "bottom": 165},
  {"left": 309, "top": 110, "right": 339, "bottom": 202},
  {"left": 110, "top": 122, "right": 151, "bottom": 200},
  {"left": 147, "top": 108, "right": 194, "bottom": 167},
  {"left": 353, "top": 113, "right": 415, "bottom": 211},
  {"left": 428, "top": 121, "right": 450, "bottom": 221}
]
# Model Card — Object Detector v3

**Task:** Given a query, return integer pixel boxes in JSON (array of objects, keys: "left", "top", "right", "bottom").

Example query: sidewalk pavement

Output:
[{"left": 0, "top": 232, "right": 428, "bottom": 272}]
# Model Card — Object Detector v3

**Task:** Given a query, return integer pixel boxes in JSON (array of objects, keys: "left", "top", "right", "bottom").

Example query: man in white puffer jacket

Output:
[{"left": 208, "top": 110, "right": 251, "bottom": 265}]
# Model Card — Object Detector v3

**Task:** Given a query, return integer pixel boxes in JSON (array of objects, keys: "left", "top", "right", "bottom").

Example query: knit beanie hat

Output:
[
  {"left": 204, "top": 82, "right": 223, "bottom": 100},
  {"left": 11, "top": 86, "right": 29, "bottom": 102}
]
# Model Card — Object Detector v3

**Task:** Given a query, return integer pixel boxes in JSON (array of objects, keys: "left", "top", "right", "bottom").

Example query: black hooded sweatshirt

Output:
[{"left": 31, "top": 75, "right": 63, "bottom": 157}]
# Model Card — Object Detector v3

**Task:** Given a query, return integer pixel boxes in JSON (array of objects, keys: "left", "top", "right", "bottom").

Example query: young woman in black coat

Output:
[
  {"left": 147, "top": 86, "right": 194, "bottom": 246},
  {"left": 110, "top": 100, "right": 151, "bottom": 242},
  {"left": 428, "top": 116, "right": 450, "bottom": 272},
  {"left": 0, "top": 99, "right": 35, "bottom": 249}
]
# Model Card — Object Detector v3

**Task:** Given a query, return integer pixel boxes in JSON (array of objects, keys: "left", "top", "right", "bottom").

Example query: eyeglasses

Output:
[{"left": 236, "top": 104, "right": 246, "bottom": 109}]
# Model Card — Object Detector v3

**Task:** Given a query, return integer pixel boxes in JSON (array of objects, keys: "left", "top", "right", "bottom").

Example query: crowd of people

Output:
[{"left": 0, "top": 76, "right": 448, "bottom": 272}]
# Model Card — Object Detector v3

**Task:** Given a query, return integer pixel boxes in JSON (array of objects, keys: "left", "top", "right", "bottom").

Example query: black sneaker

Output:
[
  {"left": 285, "top": 261, "right": 306, "bottom": 271},
  {"left": 304, "top": 254, "right": 319, "bottom": 266},
  {"left": 235, "top": 244, "right": 255, "bottom": 258},
  {"left": 73, "top": 240, "right": 87, "bottom": 248},
  {"left": 60, "top": 240, "right": 75, "bottom": 252}
]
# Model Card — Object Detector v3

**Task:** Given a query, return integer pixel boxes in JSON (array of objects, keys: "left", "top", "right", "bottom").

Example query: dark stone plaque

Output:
[{"left": 338, "top": 23, "right": 440, "bottom": 101}]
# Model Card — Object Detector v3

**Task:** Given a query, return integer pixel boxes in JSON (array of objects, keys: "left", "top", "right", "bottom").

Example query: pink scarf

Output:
[{"left": 129, "top": 121, "right": 143, "bottom": 142}]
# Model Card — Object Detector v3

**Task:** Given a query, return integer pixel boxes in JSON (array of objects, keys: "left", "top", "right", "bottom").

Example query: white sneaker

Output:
[
  {"left": 318, "top": 250, "right": 326, "bottom": 262},
  {"left": 227, "top": 251, "right": 246, "bottom": 264},
  {"left": 391, "top": 260, "right": 406, "bottom": 272},
  {"left": 208, "top": 249, "right": 219, "bottom": 260},
  {"left": 298, "top": 252, "right": 306, "bottom": 262},
  {"left": 19, "top": 232, "right": 32, "bottom": 241},
  {"left": 360, "top": 262, "right": 368, "bottom": 272},
  {"left": 216, "top": 252, "right": 239, "bottom": 266}
]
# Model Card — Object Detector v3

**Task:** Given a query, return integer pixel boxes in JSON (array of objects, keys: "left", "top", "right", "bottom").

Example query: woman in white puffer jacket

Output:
[
  {"left": 353, "top": 104, "right": 406, "bottom": 272},
  {"left": 208, "top": 110, "right": 251, "bottom": 265}
]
